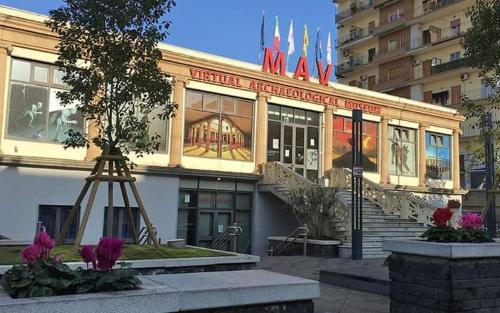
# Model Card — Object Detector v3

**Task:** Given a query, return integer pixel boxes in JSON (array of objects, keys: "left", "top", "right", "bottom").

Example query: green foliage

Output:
[
  {"left": 287, "top": 187, "right": 339, "bottom": 239},
  {"left": 45, "top": 0, "right": 177, "bottom": 157},
  {"left": 421, "top": 226, "right": 493, "bottom": 243},
  {"left": 460, "top": 0, "right": 500, "bottom": 166},
  {"left": 1, "top": 259, "right": 141, "bottom": 298}
]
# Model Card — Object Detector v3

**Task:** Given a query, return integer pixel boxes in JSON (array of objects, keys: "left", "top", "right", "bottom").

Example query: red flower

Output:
[
  {"left": 21, "top": 244, "right": 41, "bottom": 263},
  {"left": 95, "top": 237, "right": 123, "bottom": 271},
  {"left": 432, "top": 207, "right": 453, "bottom": 227},
  {"left": 80, "top": 245, "right": 97, "bottom": 269}
]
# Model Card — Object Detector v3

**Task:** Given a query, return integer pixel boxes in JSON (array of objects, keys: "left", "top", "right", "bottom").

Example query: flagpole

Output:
[{"left": 259, "top": 11, "right": 265, "bottom": 62}]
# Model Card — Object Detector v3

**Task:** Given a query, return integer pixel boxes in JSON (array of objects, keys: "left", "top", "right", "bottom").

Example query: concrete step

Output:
[
  {"left": 363, "top": 227, "right": 427, "bottom": 232},
  {"left": 319, "top": 267, "right": 390, "bottom": 296}
]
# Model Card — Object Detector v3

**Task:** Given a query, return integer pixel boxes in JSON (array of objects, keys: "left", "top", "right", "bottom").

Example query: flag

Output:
[
  {"left": 260, "top": 11, "right": 265, "bottom": 54},
  {"left": 315, "top": 27, "right": 322, "bottom": 61},
  {"left": 273, "top": 16, "right": 280, "bottom": 51},
  {"left": 303, "top": 24, "right": 309, "bottom": 56},
  {"left": 286, "top": 19, "right": 295, "bottom": 71},
  {"left": 326, "top": 31, "right": 332, "bottom": 65}
]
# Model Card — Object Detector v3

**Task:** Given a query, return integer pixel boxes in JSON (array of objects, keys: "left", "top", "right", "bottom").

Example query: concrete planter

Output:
[
  {"left": 268, "top": 237, "right": 340, "bottom": 258},
  {"left": 383, "top": 238, "right": 500, "bottom": 313}
]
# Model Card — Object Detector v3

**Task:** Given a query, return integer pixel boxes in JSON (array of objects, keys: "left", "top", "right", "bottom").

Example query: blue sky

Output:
[{"left": 0, "top": 0, "right": 337, "bottom": 70}]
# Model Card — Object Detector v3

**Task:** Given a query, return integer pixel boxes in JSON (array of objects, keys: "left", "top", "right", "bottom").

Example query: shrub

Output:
[{"left": 1, "top": 233, "right": 141, "bottom": 298}]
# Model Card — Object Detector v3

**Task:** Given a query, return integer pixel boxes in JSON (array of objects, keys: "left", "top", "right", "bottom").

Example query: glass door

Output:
[
  {"left": 196, "top": 210, "right": 233, "bottom": 248},
  {"left": 282, "top": 124, "right": 306, "bottom": 175}
]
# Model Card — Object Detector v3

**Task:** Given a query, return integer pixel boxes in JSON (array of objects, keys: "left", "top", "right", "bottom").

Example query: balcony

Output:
[
  {"left": 374, "top": 71, "right": 413, "bottom": 91},
  {"left": 421, "top": 0, "right": 465, "bottom": 17},
  {"left": 335, "top": 54, "right": 366, "bottom": 76},
  {"left": 336, "top": 26, "right": 375, "bottom": 48},
  {"left": 374, "top": 0, "right": 398, "bottom": 8},
  {"left": 336, "top": 0, "right": 374, "bottom": 22},
  {"left": 372, "top": 45, "right": 408, "bottom": 63},
  {"left": 431, "top": 58, "right": 466, "bottom": 75},
  {"left": 372, "top": 15, "right": 406, "bottom": 36}
]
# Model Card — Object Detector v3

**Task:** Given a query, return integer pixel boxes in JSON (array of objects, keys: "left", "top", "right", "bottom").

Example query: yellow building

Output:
[
  {"left": 334, "top": 0, "right": 493, "bottom": 210},
  {"left": 0, "top": 6, "right": 464, "bottom": 257}
]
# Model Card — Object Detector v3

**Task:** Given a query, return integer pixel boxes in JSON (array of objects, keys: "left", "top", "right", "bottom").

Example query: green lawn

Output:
[{"left": 0, "top": 245, "right": 231, "bottom": 265}]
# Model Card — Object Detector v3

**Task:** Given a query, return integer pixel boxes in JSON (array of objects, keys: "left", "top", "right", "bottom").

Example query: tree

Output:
[
  {"left": 46, "top": 0, "right": 177, "bottom": 248},
  {"left": 287, "top": 187, "right": 339, "bottom": 239},
  {"left": 461, "top": 0, "right": 500, "bottom": 168},
  {"left": 46, "top": 0, "right": 176, "bottom": 156}
]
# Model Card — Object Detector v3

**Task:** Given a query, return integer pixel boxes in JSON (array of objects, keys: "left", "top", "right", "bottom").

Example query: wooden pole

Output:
[
  {"left": 72, "top": 157, "right": 106, "bottom": 250},
  {"left": 115, "top": 160, "right": 139, "bottom": 244},
  {"left": 121, "top": 162, "right": 160, "bottom": 248},
  {"left": 106, "top": 158, "right": 114, "bottom": 237},
  {"left": 56, "top": 161, "right": 100, "bottom": 245}
]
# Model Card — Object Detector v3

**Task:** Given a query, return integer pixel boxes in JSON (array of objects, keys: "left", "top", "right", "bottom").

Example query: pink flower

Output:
[
  {"left": 34, "top": 231, "right": 55, "bottom": 250},
  {"left": 21, "top": 244, "right": 41, "bottom": 263},
  {"left": 80, "top": 245, "right": 97, "bottom": 269},
  {"left": 95, "top": 237, "right": 123, "bottom": 271},
  {"left": 459, "top": 213, "right": 483, "bottom": 229}
]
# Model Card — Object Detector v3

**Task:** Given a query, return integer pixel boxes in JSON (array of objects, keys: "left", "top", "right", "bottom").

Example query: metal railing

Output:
[
  {"left": 268, "top": 225, "right": 309, "bottom": 257},
  {"left": 210, "top": 223, "right": 243, "bottom": 252},
  {"left": 336, "top": 0, "right": 374, "bottom": 22},
  {"left": 139, "top": 226, "right": 159, "bottom": 245},
  {"left": 431, "top": 58, "right": 467, "bottom": 75},
  {"left": 336, "top": 26, "right": 375, "bottom": 47},
  {"left": 336, "top": 54, "right": 366, "bottom": 76}
]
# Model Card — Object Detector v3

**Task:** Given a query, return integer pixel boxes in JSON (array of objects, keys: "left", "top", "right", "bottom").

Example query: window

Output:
[
  {"left": 388, "top": 9, "right": 403, "bottom": 22},
  {"left": 7, "top": 59, "right": 84, "bottom": 143},
  {"left": 425, "top": 132, "right": 451, "bottom": 180},
  {"left": 332, "top": 115, "right": 379, "bottom": 172},
  {"left": 388, "top": 126, "right": 417, "bottom": 176},
  {"left": 38, "top": 205, "right": 79, "bottom": 243},
  {"left": 103, "top": 207, "right": 140, "bottom": 242},
  {"left": 368, "top": 48, "right": 376, "bottom": 62},
  {"left": 431, "top": 58, "right": 442, "bottom": 66},
  {"left": 184, "top": 90, "right": 253, "bottom": 161},
  {"left": 432, "top": 91, "right": 449, "bottom": 106},
  {"left": 388, "top": 38, "right": 399, "bottom": 52},
  {"left": 450, "top": 19, "right": 461, "bottom": 37},
  {"left": 450, "top": 52, "right": 461, "bottom": 62}
]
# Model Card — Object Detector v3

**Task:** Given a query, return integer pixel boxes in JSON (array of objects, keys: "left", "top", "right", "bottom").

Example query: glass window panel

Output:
[
  {"left": 198, "top": 213, "right": 214, "bottom": 237},
  {"left": 267, "top": 120, "right": 281, "bottom": 161},
  {"left": 183, "top": 109, "right": 219, "bottom": 158},
  {"left": 146, "top": 109, "right": 168, "bottom": 152},
  {"left": 389, "top": 126, "right": 416, "bottom": 176},
  {"left": 283, "top": 125, "right": 293, "bottom": 163},
  {"left": 217, "top": 192, "right": 234, "bottom": 209},
  {"left": 38, "top": 206, "right": 57, "bottom": 239},
  {"left": 60, "top": 207, "right": 78, "bottom": 241},
  {"left": 220, "top": 115, "right": 252, "bottom": 161},
  {"left": 235, "top": 211, "right": 251, "bottom": 253},
  {"left": 281, "top": 107, "right": 293, "bottom": 123},
  {"left": 426, "top": 132, "right": 451, "bottom": 179},
  {"left": 11, "top": 59, "right": 31, "bottom": 82},
  {"left": 198, "top": 192, "right": 215, "bottom": 209},
  {"left": 203, "top": 94, "right": 219, "bottom": 112},
  {"left": 179, "top": 190, "right": 197, "bottom": 208},
  {"left": 268, "top": 104, "right": 280, "bottom": 120},
  {"left": 222, "top": 97, "right": 235, "bottom": 115},
  {"left": 53, "top": 69, "right": 65, "bottom": 85},
  {"left": 237, "top": 100, "right": 253, "bottom": 118},
  {"left": 236, "top": 194, "right": 252, "bottom": 211},
  {"left": 177, "top": 211, "right": 188, "bottom": 240},
  {"left": 295, "top": 127, "right": 305, "bottom": 165},
  {"left": 294, "top": 109, "right": 306, "bottom": 124},
  {"left": 307, "top": 111, "right": 320, "bottom": 126},
  {"left": 34, "top": 66, "right": 48, "bottom": 83},
  {"left": 333, "top": 116, "right": 344, "bottom": 131},
  {"left": 185, "top": 90, "right": 203, "bottom": 110},
  {"left": 7, "top": 83, "right": 48, "bottom": 141},
  {"left": 47, "top": 88, "right": 84, "bottom": 143},
  {"left": 307, "top": 126, "right": 319, "bottom": 149}
]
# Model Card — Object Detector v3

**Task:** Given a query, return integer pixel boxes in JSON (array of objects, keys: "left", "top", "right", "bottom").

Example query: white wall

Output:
[
  {"left": 251, "top": 192, "right": 299, "bottom": 256},
  {"left": 0, "top": 166, "right": 179, "bottom": 244}
]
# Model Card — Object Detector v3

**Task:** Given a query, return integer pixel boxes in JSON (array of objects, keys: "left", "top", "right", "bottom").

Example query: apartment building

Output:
[{"left": 334, "top": 0, "right": 496, "bottom": 211}]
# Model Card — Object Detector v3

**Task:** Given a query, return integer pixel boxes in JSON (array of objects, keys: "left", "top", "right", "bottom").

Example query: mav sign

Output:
[{"left": 262, "top": 48, "right": 333, "bottom": 86}]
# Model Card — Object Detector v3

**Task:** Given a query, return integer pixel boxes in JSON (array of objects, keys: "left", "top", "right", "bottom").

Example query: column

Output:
[
  {"left": 254, "top": 92, "right": 269, "bottom": 172},
  {"left": 379, "top": 117, "right": 389, "bottom": 184},
  {"left": 0, "top": 44, "right": 12, "bottom": 154},
  {"left": 323, "top": 105, "right": 334, "bottom": 177},
  {"left": 452, "top": 129, "right": 461, "bottom": 190},
  {"left": 168, "top": 76, "right": 188, "bottom": 167},
  {"left": 418, "top": 124, "right": 428, "bottom": 188},
  {"left": 85, "top": 120, "right": 101, "bottom": 160}
]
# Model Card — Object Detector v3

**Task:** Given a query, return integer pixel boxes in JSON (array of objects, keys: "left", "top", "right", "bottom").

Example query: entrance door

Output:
[
  {"left": 282, "top": 125, "right": 306, "bottom": 175},
  {"left": 196, "top": 211, "right": 232, "bottom": 248}
]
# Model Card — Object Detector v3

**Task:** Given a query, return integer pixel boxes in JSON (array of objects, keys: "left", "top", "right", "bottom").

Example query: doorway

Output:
[{"left": 282, "top": 125, "right": 306, "bottom": 176}]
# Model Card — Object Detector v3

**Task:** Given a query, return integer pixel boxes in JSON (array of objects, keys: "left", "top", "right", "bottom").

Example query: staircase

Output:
[
  {"left": 259, "top": 162, "right": 439, "bottom": 258},
  {"left": 336, "top": 191, "right": 428, "bottom": 258}
]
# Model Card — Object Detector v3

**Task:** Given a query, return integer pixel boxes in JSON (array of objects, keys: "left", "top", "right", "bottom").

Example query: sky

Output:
[{"left": 0, "top": 0, "right": 337, "bottom": 72}]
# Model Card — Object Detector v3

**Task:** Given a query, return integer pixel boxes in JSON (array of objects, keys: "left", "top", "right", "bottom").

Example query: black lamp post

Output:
[{"left": 351, "top": 109, "right": 363, "bottom": 259}]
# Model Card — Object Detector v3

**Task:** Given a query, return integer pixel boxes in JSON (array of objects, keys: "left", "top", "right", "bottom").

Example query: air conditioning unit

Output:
[
  {"left": 460, "top": 73, "right": 469, "bottom": 81},
  {"left": 413, "top": 59, "right": 420, "bottom": 65},
  {"left": 360, "top": 75, "right": 368, "bottom": 81}
]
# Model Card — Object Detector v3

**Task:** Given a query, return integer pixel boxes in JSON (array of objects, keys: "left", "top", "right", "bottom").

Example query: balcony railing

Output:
[
  {"left": 462, "top": 87, "right": 498, "bottom": 102},
  {"left": 336, "top": 26, "right": 375, "bottom": 47},
  {"left": 421, "top": 0, "right": 465, "bottom": 16},
  {"left": 431, "top": 58, "right": 466, "bottom": 75},
  {"left": 374, "top": 71, "right": 413, "bottom": 91},
  {"left": 372, "top": 45, "right": 408, "bottom": 63},
  {"left": 335, "top": 55, "right": 366, "bottom": 76},
  {"left": 336, "top": 0, "right": 374, "bottom": 22},
  {"left": 372, "top": 15, "right": 406, "bottom": 36}
]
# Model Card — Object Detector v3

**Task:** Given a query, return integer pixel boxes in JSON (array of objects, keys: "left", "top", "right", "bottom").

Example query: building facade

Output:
[
  {"left": 334, "top": 0, "right": 497, "bottom": 211},
  {"left": 0, "top": 6, "right": 463, "bottom": 256}
]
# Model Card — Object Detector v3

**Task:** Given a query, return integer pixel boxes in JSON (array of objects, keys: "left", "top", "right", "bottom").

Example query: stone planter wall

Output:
[
  {"left": 384, "top": 239, "right": 500, "bottom": 313},
  {"left": 268, "top": 237, "right": 340, "bottom": 258}
]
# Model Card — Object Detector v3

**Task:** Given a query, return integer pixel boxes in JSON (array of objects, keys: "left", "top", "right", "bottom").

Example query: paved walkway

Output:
[{"left": 258, "top": 256, "right": 390, "bottom": 313}]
